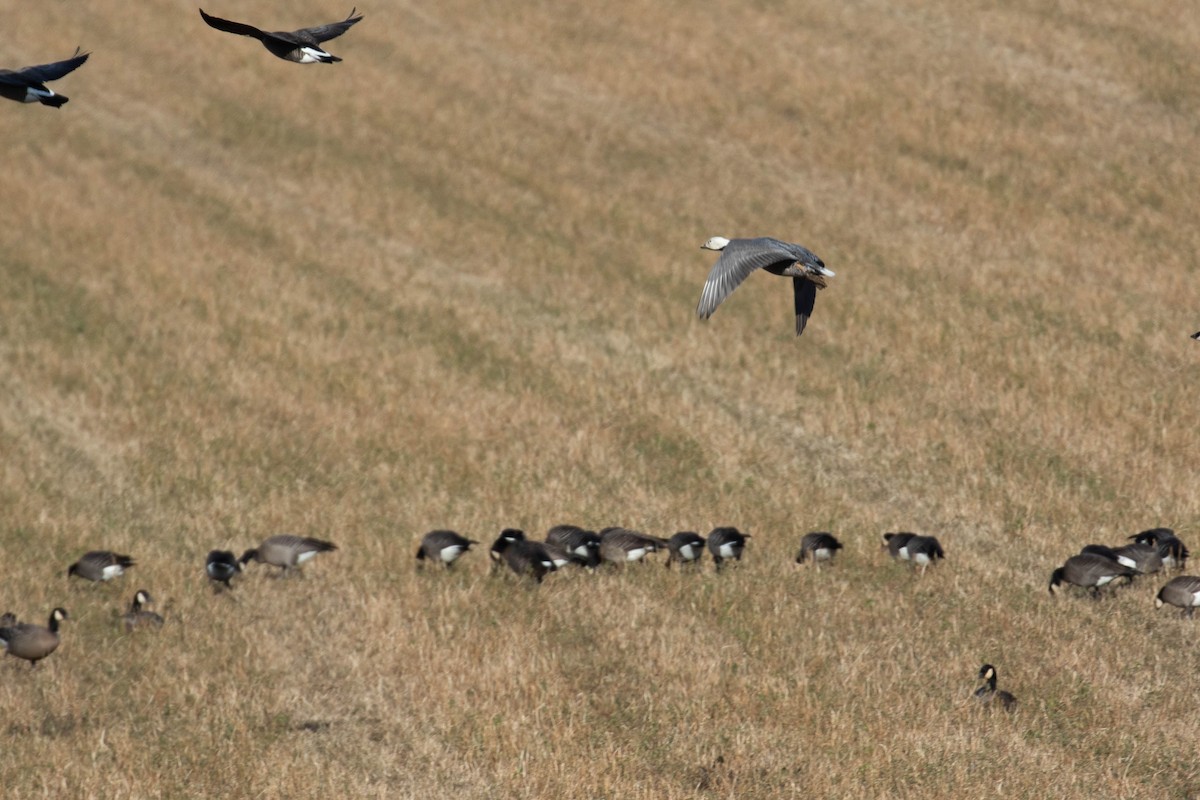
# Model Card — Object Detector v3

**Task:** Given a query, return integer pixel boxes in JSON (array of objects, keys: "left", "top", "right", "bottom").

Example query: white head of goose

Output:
[
  {"left": 240, "top": 535, "right": 337, "bottom": 576},
  {"left": 0, "top": 608, "right": 69, "bottom": 667},
  {"left": 67, "top": 550, "right": 135, "bottom": 582},
  {"left": 199, "top": 8, "right": 363, "bottom": 64}
]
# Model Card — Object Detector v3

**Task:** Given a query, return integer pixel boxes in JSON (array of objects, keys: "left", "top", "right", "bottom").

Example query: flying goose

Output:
[
  {"left": 795, "top": 532, "right": 843, "bottom": 566},
  {"left": 696, "top": 236, "right": 834, "bottom": 336},
  {"left": 1155, "top": 576, "right": 1200, "bottom": 617},
  {"left": 598, "top": 528, "right": 667, "bottom": 566},
  {"left": 974, "top": 664, "right": 1017, "bottom": 711},
  {"left": 1128, "top": 528, "right": 1189, "bottom": 570},
  {"left": 706, "top": 526, "right": 750, "bottom": 571},
  {"left": 490, "top": 529, "right": 557, "bottom": 583},
  {"left": 122, "top": 590, "right": 164, "bottom": 631},
  {"left": 0, "top": 49, "right": 88, "bottom": 107},
  {"left": 240, "top": 534, "right": 337, "bottom": 575},
  {"left": 415, "top": 530, "right": 478, "bottom": 569},
  {"left": 67, "top": 550, "right": 135, "bottom": 582},
  {"left": 199, "top": 8, "right": 363, "bottom": 64},
  {"left": 666, "top": 531, "right": 706, "bottom": 568},
  {"left": 206, "top": 550, "right": 241, "bottom": 590},
  {"left": 0, "top": 608, "right": 68, "bottom": 667},
  {"left": 1048, "top": 553, "right": 1137, "bottom": 597}
]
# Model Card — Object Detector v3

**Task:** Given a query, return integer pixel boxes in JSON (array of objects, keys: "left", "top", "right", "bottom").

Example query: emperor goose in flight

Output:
[
  {"left": 199, "top": 8, "right": 363, "bottom": 64},
  {"left": 696, "top": 237, "right": 834, "bottom": 336},
  {"left": 0, "top": 49, "right": 88, "bottom": 107}
]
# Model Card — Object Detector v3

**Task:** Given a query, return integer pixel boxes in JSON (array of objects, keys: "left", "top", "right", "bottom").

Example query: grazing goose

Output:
[
  {"left": 1112, "top": 543, "right": 1163, "bottom": 575},
  {"left": 1079, "top": 544, "right": 1135, "bottom": 568},
  {"left": 882, "top": 532, "right": 917, "bottom": 560},
  {"left": 0, "top": 49, "right": 88, "bottom": 107},
  {"left": 206, "top": 550, "right": 241, "bottom": 590},
  {"left": 796, "top": 532, "right": 843, "bottom": 566},
  {"left": 696, "top": 236, "right": 834, "bottom": 336},
  {"left": 542, "top": 541, "right": 590, "bottom": 570},
  {"left": 0, "top": 608, "right": 68, "bottom": 667},
  {"left": 1049, "top": 553, "right": 1137, "bottom": 597},
  {"left": 199, "top": 8, "right": 362, "bottom": 64},
  {"left": 67, "top": 550, "right": 135, "bottom": 582},
  {"left": 974, "top": 664, "right": 1017, "bottom": 711},
  {"left": 490, "top": 529, "right": 557, "bottom": 583},
  {"left": 666, "top": 531, "right": 706, "bottom": 569},
  {"left": 545, "top": 525, "right": 602, "bottom": 563},
  {"left": 1129, "top": 528, "right": 1189, "bottom": 570},
  {"left": 122, "top": 590, "right": 164, "bottom": 631},
  {"left": 706, "top": 526, "right": 751, "bottom": 571},
  {"left": 599, "top": 528, "right": 667, "bottom": 566},
  {"left": 904, "top": 536, "right": 945, "bottom": 574},
  {"left": 240, "top": 535, "right": 337, "bottom": 575},
  {"left": 1155, "top": 576, "right": 1200, "bottom": 617},
  {"left": 415, "top": 530, "right": 478, "bottom": 569}
]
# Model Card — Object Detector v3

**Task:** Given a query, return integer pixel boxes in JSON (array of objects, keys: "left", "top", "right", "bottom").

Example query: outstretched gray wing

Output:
[
  {"left": 696, "top": 238, "right": 794, "bottom": 319},
  {"left": 4, "top": 50, "right": 89, "bottom": 84},
  {"left": 297, "top": 8, "right": 363, "bottom": 43}
]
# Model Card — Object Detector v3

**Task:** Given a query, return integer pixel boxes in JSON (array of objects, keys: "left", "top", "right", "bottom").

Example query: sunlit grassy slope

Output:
[{"left": 2, "top": 0, "right": 1199, "bottom": 797}]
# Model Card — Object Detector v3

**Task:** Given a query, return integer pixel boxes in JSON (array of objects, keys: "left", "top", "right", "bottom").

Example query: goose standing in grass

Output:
[
  {"left": 974, "top": 664, "right": 1017, "bottom": 711},
  {"left": 546, "top": 525, "right": 602, "bottom": 562},
  {"left": 1129, "top": 528, "right": 1189, "bottom": 571},
  {"left": 206, "top": 550, "right": 241, "bottom": 591},
  {"left": 796, "top": 532, "right": 843, "bottom": 567},
  {"left": 0, "top": 608, "right": 68, "bottom": 667},
  {"left": 696, "top": 236, "right": 834, "bottom": 336},
  {"left": 707, "top": 526, "right": 751, "bottom": 571},
  {"left": 0, "top": 49, "right": 88, "bottom": 107},
  {"left": 598, "top": 528, "right": 667, "bottom": 566},
  {"left": 122, "top": 590, "right": 164, "bottom": 631},
  {"left": 415, "top": 530, "right": 478, "bottom": 570},
  {"left": 666, "top": 531, "right": 706, "bottom": 569},
  {"left": 67, "top": 550, "right": 135, "bottom": 582},
  {"left": 240, "top": 535, "right": 337, "bottom": 576},
  {"left": 199, "top": 8, "right": 362, "bottom": 64},
  {"left": 1155, "top": 576, "right": 1200, "bottom": 617},
  {"left": 1048, "top": 553, "right": 1137, "bottom": 597},
  {"left": 490, "top": 529, "right": 557, "bottom": 584}
]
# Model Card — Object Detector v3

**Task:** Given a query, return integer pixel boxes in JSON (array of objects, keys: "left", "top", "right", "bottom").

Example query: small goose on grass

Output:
[
  {"left": 490, "top": 528, "right": 557, "bottom": 584},
  {"left": 206, "top": 550, "right": 241, "bottom": 591},
  {"left": 199, "top": 8, "right": 363, "bottom": 64},
  {"left": 707, "top": 526, "right": 751, "bottom": 571},
  {"left": 796, "top": 532, "right": 843, "bottom": 566},
  {"left": 415, "top": 530, "right": 478, "bottom": 570},
  {"left": 240, "top": 535, "right": 337, "bottom": 576},
  {"left": 1129, "top": 528, "right": 1189, "bottom": 571},
  {"left": 1155, "top": 576, "right": 1200, "bottom": 617},
  {"left": 696, "top": 236, "right": 834, "bottom": 336},
  {"left": 599, "top": 528, "right": 667, "bottom": 566},
  {"left": 666, "top": 531, "right": 706, "bottom": 569},
  {"left": 0, "top": 608, "right": 68, "bottom": 668},
  {"left": 0, "top": 49, "right": 88, "bottom": 107},
  {"left": 122, "top": 590, "right": 164, "bottom": 631},
  {"left": 1049, "top": 553, "right": 1137, "bottom": 598},
  {"left": 545, "top": 525, "right": 602, "bottom": 567},
  {"left": 68, "top": 551, "right": 135, "bottom": 582},
  {"left": 974, "top": 664, "right": 1017, "bottom": 711}
]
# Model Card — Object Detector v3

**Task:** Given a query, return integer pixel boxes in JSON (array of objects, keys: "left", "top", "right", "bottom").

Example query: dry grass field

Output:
[{"left": 2, "top": 0, "right": 1199, "bottom": 796}]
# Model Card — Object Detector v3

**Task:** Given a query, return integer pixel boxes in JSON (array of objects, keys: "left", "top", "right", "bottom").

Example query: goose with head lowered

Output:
[
  {"left": 796, "top": 532, "right": 843, "bottom": 567},
  {"left": 1049, "top": 553, "right": 1137, "bottom": 598},
  {"left": 696, "top": 236, "right": 834, "bottom": 336},
  {"left": 1155, "top": 576, "right": 1200, "bottom": 617},
  {"left": 240, "top": 535, "right": 337, "bottom": 576},
  {"left": 599, "top": 528, "right": 667, "bottom": 566},
  {"left": 206, "top": 550, "right": 241, "bottom": 591},
  {"left": 68, "top": 550, "right": 135, "bottom": 583},
  {"left": 199, "top": 8, "right": 362, "bottom": 64},
  {"left": 490, "top": 528, "right": 557, "bottom": 584},
  {"left": 415, "top": 530, "right": 478, "bottom": 570},
  {"left": 707, "top": 526, "right": 751, "bottom": 571},
  {"left": 665, "top": 531, "right": 706, "bottom": 569}
]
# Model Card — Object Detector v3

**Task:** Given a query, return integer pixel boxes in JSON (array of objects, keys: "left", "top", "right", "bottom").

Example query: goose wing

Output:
[
  {"left": 200, "top": 9, "right": 268, "bottom": 39},
  {"left": 2, "top": 50, "right": 88, "bottom": 85},
  {"left": 294, "top": 8, "right": 363, "bottom": 43},
  {"left": 792, "top": 277, "right": 817, "bottom": 335},
  {"left": 696, "top": 238, "right": 796, "bottom": 319}
]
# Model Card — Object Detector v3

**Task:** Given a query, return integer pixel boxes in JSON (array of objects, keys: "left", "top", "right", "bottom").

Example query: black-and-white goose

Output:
[
  {"left": 545, "top": 525, "right": 602, "bottom": 567},
  {"left": 206, "top": 550, "right": 241, "bottom": 590},
  {"left": 1049, "top": 553, "right": 1137, "bottom": 597},
  {"left": 0, "top": 49, "right": 88, "bottom": 107},
  {"left": 199, "top": 8, "right": 362, "bottom": 64},
  {"left": 974, "top": 664, "right": 1017, "bottom": 711},
  {"left": 599, "top": 528, "right": 666, "bottom": 566},
  {"left": 796, "top": 532, "right": 843, "bottom": 566},
  {"left": 415, "top": 530, "right": 478, "bottom": 569},
  {"left": 696, "top": 236, "right": 834, "bottom": 336},
  {"left": 490, "top": 529, "right": 557, "bottom": 583},
  {"left": 665, "top": 531, "right": 706, "bottom": 568},
  {"left": 706, "top": 526, "right": 750, "bottom": 571},
  {"left": 240, "top": 535, "right": 337, "bottom": 575},
  {"left": 67, "top": 550, "right": 135, "bottom": 582},
  {"left": 1128, "top": 528, "right": 1189, "bottom": 571},
  {"left": 1155, "top": 576, "right": 1200, "bottom": 617},
  {"left": 0, "top": 608, "right": 68, "bottom": 667},
  {"left": 122, "top": 590, "right": 164, "bottom": 631}
]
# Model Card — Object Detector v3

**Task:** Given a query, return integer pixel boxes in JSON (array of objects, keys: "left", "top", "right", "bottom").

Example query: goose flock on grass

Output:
[{"left": 4, "top": 6, "right": 1199, "bottom": 731}]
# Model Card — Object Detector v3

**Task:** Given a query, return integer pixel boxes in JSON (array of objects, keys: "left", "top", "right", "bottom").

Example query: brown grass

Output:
[{"left": 2, "top": 0, "right": 1199, "bottom": 796}]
